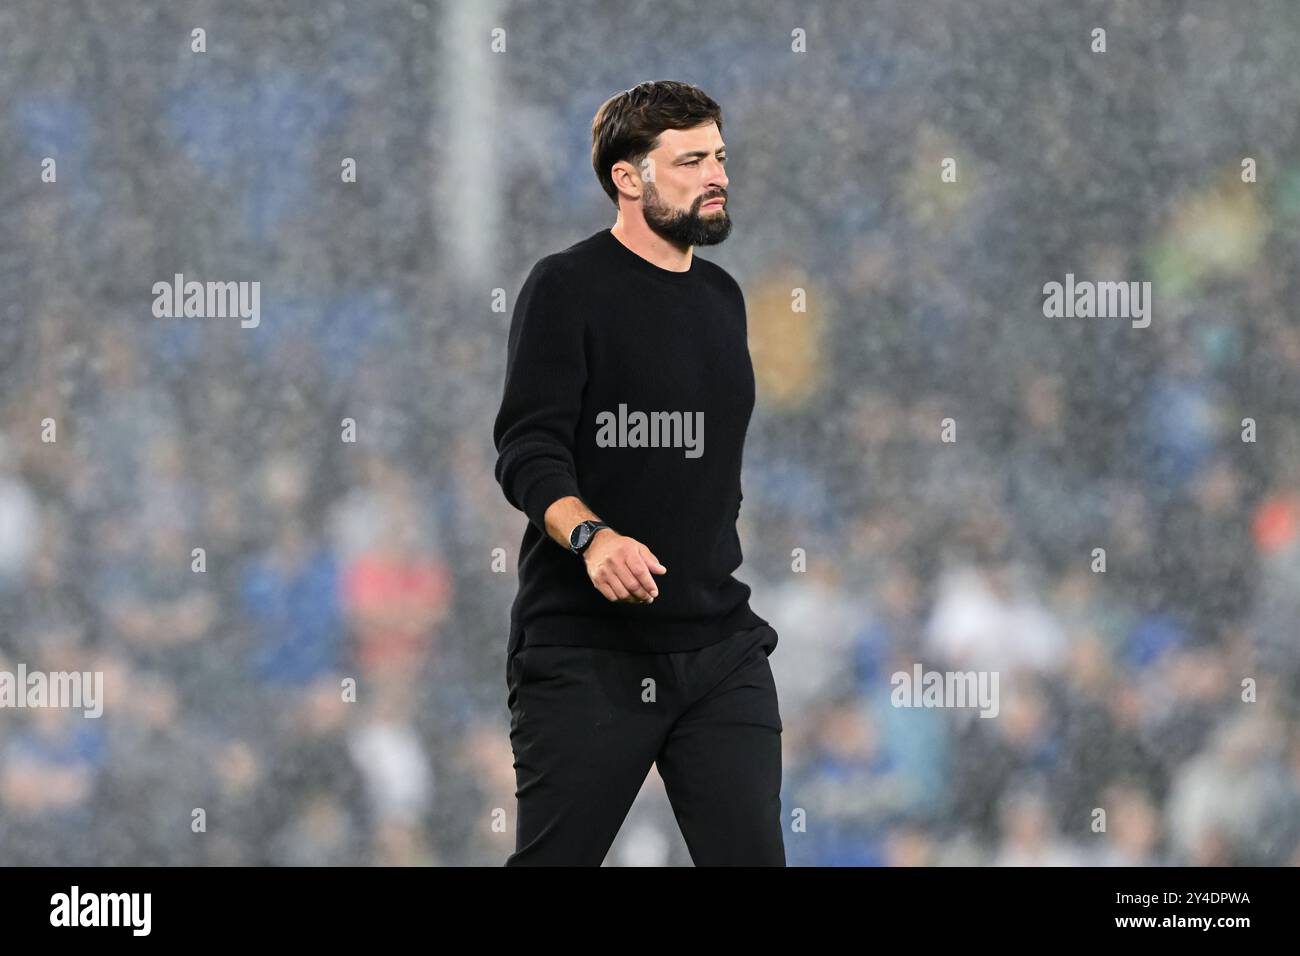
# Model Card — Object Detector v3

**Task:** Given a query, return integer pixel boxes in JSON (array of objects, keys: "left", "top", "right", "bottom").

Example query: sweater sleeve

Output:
[
  {"left": 731, "top": 273, "right": 748, "bottom": 522},
  {"left": 492, "top": 258, "right": 587, "bottom": 537}
]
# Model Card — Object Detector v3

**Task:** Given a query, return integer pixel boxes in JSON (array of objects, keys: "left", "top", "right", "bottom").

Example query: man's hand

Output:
[{"left": 583, "top": 530, "right": 667, "bottom": 603}]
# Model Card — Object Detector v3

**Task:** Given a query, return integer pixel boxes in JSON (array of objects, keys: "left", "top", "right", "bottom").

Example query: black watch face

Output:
[{"left": 572, "top": 524, "right": 591, "bottom": 550}]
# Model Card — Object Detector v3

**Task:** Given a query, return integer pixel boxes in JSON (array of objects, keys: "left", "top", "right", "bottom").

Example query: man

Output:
[{"left": 492, "top": 79, "right": 784, "bottom": 866}]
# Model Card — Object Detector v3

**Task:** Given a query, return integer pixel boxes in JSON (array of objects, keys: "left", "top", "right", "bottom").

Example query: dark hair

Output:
[{"left": 590, "top": 80, "right": 724, "bottom": 207}]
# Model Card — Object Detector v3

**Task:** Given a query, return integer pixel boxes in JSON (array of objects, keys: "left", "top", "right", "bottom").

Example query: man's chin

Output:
[
  {"left": 695, "top": 219, "right": 732, "bottom": 245},
  {"left": 644, "top": 208, "right": 732, "bottom": 247}
]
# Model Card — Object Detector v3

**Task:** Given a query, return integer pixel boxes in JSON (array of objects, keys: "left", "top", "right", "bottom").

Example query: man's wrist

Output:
[{"left": 568, "top": 519, "right": 611, "bottom": 556}]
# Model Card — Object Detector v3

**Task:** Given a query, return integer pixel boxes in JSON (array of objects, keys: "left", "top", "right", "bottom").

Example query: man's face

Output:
[{"left": 637, "top": 122, "right": 731, "bottom": 246}]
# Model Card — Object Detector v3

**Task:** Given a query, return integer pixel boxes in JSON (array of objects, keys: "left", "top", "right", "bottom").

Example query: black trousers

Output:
[{"left": 505, "top": 622, "right": 785, "bottom": 866}]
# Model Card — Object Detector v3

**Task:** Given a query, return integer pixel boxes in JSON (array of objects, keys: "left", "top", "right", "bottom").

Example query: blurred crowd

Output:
[{"left": 2, "top": 0, "right": 1299, "bottom": 865}]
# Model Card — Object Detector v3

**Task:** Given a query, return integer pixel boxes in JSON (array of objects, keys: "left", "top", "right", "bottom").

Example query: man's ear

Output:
[{"left": 611, "top": 159, "right": 643, "bottom": 201}]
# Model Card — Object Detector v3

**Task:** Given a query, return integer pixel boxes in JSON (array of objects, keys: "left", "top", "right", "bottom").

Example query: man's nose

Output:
[{"left": 707, "top": 159, "right": 728, "bottom": 189}]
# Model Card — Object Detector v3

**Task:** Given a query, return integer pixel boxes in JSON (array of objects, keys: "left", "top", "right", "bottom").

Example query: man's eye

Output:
[{"left": 685, "top": 160, "right": 700, "bottom": 166}]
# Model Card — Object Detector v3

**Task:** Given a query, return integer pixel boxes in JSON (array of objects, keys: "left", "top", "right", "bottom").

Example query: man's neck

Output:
[{"left": 610, "top": 217, "right": 693, "bottom": 273}]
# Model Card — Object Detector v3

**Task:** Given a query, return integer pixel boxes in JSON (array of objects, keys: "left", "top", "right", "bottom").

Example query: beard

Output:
[{"left": 642, "top": 181, "right": 733, "bottom": 247}]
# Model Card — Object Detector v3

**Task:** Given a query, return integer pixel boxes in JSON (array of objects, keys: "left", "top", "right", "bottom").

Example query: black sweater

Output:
[{"left": 493, "top": 227, "right": 768, "bottom": 655}]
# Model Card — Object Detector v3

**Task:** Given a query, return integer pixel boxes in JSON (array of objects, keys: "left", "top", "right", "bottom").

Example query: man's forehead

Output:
[{"left": 655, "top": 123, "right": 724, "bottom": 153}]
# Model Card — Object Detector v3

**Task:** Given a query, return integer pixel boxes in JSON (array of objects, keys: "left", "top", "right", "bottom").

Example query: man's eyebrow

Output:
[{"left": 676, "top": 147, "right": 727, "bottom": 160}]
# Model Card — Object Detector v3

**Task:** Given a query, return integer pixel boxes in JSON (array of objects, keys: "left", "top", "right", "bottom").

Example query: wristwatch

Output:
[{"left": 569, "top": 520, "right": 611, "bottom": 556}]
